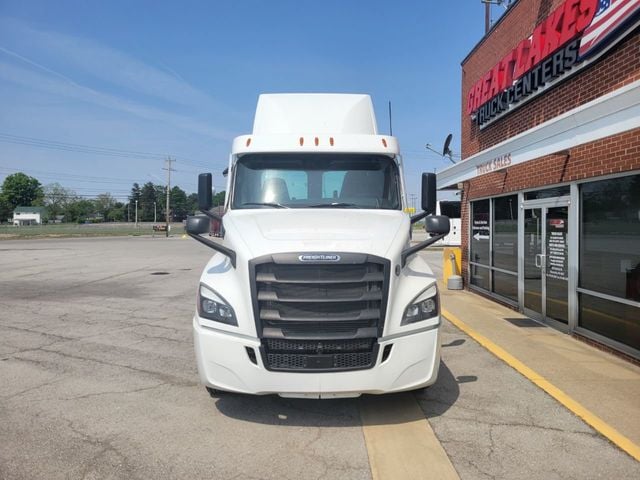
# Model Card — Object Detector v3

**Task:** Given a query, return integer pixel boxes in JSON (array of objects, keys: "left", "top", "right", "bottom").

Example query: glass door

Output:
[
  {"left": 522, "top": 203, "right": 569, "bottom": 327},
  {"left": 524, "top": 208, "right": 543, "bottom": 318},
  {"left": 545, "top": 206, "right": 569, "bottom": 325}
]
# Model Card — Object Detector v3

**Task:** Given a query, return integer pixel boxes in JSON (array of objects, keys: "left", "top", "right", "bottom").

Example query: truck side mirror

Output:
[
  {"left": 425, "top": 215, "right": 450, "bottom": 235},
  {"left": 186, "top": 215, "right": 211, "bottom": 235},
  {"left": 421, "top": 172, "right": 436, "bottom": 215},
  {"left": 198, "top": 173, "right": 213, "bottom": 211}
]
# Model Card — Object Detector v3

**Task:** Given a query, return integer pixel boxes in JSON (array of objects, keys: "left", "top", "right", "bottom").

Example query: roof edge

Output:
[{"left": 461, "top": 0, "right": 521, "bottom": 66}]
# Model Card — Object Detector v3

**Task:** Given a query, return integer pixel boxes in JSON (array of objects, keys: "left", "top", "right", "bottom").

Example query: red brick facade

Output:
[
  {"left": 462, "top": 2, "right": 640, "bottom": 159},
  {"left": 459, "top": 0, "right": 640, "bottom": 288}
]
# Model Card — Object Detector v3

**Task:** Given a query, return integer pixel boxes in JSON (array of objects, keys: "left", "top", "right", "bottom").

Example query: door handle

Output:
[{"left": 535, "top": 254, "right": 542, "bottom": 268}]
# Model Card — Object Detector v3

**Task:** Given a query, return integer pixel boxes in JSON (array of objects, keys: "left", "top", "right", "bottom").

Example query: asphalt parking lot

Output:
[{"left": 1, "top": 237, "right": 638, "bottom": 479}]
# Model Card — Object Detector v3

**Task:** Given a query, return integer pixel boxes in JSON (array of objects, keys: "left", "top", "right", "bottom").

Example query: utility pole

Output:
[
  {"left": 135, "top": 200, "right": 138, "bottom": 227},
  {"left": 409, "top": 193, "right": 417, "bottom": 212},
  {"left": 154, "top": 201, "right": 157, "bottom": 223},
  {"left": 485, "top": 1, "right": 491, "bottom": 33},
  {"left": 163, "top": 157, "right": 175, "bottom": 238}
]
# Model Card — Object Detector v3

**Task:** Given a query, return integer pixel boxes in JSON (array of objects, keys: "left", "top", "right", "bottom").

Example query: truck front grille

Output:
[
  {"left": 263, "top": 338, "right": 376, "bottom": 371},
  {"left": 250, "top": 253, "right": 390, "bottom": 372}
]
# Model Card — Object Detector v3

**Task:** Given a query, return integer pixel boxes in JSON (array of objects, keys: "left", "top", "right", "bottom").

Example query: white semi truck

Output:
[{"left": 186, "top": 94, "right": 450, "bottom": 398}]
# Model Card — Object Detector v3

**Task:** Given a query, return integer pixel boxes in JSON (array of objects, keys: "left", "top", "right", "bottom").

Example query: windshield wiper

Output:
[
  {"left": 307, "top": 202, "right": 360, "bottom": 208},
  {"left": 240, "top": 202, "right": 289, "bottom": 209}
]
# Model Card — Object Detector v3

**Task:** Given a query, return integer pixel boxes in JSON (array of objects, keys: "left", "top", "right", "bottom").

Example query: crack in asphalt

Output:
[
  {"left": 33, "top": 348, "right": 196, "bottom": 388},
  {"left": 61, "top": 418, "right": 138, "bottom": 480},
  {"left": 59, "top": 382, "right": 168, "bottom": 401},
  {"left": 0, "top": 377, "right": 66, "bottom": 400},
  {"left": 435, "top": 414, "right": 599, "bottom": 438}
]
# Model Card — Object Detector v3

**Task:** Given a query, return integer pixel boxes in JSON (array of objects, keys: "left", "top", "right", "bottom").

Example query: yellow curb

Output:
[
  {"left": 442, "top": 307, "right": 640, "bottom": 462},
  {"left": 360, "top": 393, "right": 459, "bottom": 480}
]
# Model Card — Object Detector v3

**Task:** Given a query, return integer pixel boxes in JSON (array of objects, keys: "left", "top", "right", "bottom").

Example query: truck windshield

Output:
[{"left": 232, "top": 154, "right": 401, "bottom": 210}]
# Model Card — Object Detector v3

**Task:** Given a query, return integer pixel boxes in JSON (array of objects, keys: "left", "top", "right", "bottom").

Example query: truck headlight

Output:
[
  {"left": 198, "top": 284, "right": 237, "bottom": 326},
  {"left": 402, "top": 287, "right": 439, "bottom": 325}
]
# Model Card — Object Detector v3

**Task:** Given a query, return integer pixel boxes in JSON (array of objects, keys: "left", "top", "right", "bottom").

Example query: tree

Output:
[
  {"left": 139, "top": 182, "right": 158, "bottom": 222},
  {"left": 44, "top": 183, "right": 75, "bottom": 220},
  {"left": 108, "top": 202, "right": 125, "bottom": 222},
  {"left": 64, "top": 199, "right": 95, "bottom": 223},
  {"left": 94, "top": 193, "right": 116, "bottom": 221},
  {"left": 170, "top": 186, "right": 189, "bottom": 221},
  {"left": 0, "top": 196, "right": 11, "bottom": 223},
  {"left": 1, "top": 173, "right": 44, "bottom": 210},
  {"left": 155, "top": 184, "right": 166, "bottom": 221},
  {"left": 187, "top": 193, "right": 198, "bottom": 215},
  {"left": 213, "top": 190, "right": 226, "bottom": 207},
  {"left": 127, "top": 182, "right": 144, "bottom": 222}
]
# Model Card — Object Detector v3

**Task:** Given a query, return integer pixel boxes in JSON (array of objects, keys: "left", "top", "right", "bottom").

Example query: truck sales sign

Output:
[{"left": 467, "top": 0, "right": 640, "bottom": 128}]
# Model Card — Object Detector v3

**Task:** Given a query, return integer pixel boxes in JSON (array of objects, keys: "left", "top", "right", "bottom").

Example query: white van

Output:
[{"left": 435, "top": 200, "right": 461, "bottom": 246}]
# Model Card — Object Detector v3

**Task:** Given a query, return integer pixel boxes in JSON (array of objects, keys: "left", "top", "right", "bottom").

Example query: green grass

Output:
[{"left": 0, "top": 222, "right": 186, "bottom": 239}]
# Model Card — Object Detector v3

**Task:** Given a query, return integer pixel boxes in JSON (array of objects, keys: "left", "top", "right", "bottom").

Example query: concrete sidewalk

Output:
[{"left": 438, "top": 283, "right": 640, "bottom": 456}]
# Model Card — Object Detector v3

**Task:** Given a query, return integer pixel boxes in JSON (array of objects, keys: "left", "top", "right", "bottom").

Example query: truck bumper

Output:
[{"left": 193, "top": 317, "right": 441, "bottom": 398}]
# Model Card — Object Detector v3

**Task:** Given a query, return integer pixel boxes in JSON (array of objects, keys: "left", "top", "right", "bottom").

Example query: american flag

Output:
[{"left": 579, "top": 0, "right": 640, "bottom": 57}]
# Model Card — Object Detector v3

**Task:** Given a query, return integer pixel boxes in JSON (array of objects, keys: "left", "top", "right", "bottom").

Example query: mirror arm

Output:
[
  {"left": 401, "top": 233, "right": 446, "bottom": 267},
  {"left": 187, "top": 233, "right": 237, "bottom": 268},
  {"left": 410, "top": 211, "right": 430, "bottom": 224},
  {"left": 200, "top": 209, "right": 223, "bottom": 222}
]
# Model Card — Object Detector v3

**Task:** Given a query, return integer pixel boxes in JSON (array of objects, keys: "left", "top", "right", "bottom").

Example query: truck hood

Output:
[{"left": 222, "top": 209, "right": 409, "bottom": 259}]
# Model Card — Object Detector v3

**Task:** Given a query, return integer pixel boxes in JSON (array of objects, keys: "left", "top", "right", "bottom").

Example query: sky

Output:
[{"left": 0, "top": 0, "right": 508, "bottom": 202}]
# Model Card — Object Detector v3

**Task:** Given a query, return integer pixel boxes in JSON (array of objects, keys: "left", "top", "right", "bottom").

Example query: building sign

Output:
[
  {"left": 472, "top": 214, "right": 490, "bottom": 241},
  {"left": 547, "top": 229, "right": 568, "bottom": 280},
  {"left": 476, "top": 153, "right": 512, "bottom": 175},
  {"left": 467, "top": 0, "right": 640, "bottom": 128}
]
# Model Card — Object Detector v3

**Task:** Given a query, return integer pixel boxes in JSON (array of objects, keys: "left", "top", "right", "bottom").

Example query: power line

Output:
[
  {"left": 0, "top": 133, "right": 165, "bottom": 160},
  {"left": 0, "top": 166, "right": 142, "bottom": 184},
  {"left": 0, "top": 132, "right": 226, "bottom": 169}
]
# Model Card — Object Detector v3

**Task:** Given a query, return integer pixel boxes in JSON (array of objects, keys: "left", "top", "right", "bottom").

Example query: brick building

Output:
[{"left": 438, "top": 0, "right": 640, "bottom": 359}]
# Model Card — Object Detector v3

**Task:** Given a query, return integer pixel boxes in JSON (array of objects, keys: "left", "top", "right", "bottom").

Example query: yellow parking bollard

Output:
[{"left": 443, "top": 247, "right": 462, "bottom": 284}]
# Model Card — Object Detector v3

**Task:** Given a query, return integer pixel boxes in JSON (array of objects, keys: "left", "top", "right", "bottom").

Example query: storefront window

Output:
[
  {"left": 524, "top": 186, "right": 570, "bottom": 200},
  {"left": 470, "top": 196, "right": 518, "bottom": 302},
  {"left": 470, "top": 264, "right": 490, "bottom": 290},
  {"left": 580, "top": 174, "right": 640, "bottom": 299},
  {"left": 579, "top": 294, "right": 640, "bottom": 351},
  {"left": 493, "top": 271, "right": 518, "bottom": 302},
  {"left": 470, "top": 199, "right": 490, "bottom": 266},
  {"left": 493, "top": 195, "right": 518, "bottom": 271},
  {"left": 579, "top": 173, "right": 640, "bottom": 350}
]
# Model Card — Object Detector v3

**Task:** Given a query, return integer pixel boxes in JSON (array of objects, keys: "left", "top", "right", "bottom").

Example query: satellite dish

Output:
[
  {"left": 425, "top": 134, "right": 456, "bottom": 165},
  {"left": 442, "top": 133, "right": 453, "bottom": 158}
]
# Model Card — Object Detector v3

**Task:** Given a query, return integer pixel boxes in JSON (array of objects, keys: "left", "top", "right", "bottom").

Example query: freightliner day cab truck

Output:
[{"left": 186, "top": 94, "right": 450, "bottom": 398}]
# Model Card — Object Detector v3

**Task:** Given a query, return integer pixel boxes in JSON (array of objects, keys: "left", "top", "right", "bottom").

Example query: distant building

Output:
[{"left": 13, "top": 206, "right": 47, "bottom": 226}]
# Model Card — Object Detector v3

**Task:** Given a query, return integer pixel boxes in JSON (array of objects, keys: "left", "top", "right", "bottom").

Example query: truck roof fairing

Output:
[
  {"left": 232, "top": 93, "right": 399, "bottom": 156},
  {"left": 253, "top": 93, "right": 378, "bottom": 135}
]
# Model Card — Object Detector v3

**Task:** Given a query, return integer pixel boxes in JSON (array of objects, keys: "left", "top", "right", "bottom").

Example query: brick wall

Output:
[
  {"left": 461, "top": 0, "right": 640, "bottom": 158},
  {"left": 460, "top": 128, "right": 640, "bottom": 282}
]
